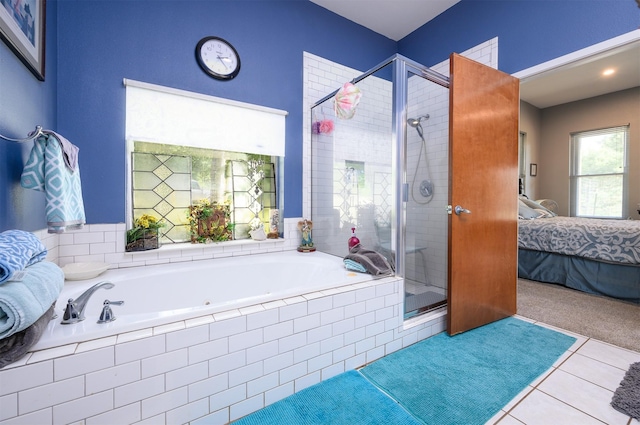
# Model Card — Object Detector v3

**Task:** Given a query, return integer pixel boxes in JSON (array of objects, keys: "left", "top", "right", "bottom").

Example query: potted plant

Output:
[
  {"left": 125, "top": 214, "right": 165, "bottom": 252},
  {"left": 188, "top": 199, "right": 234, "bottom": 243}
]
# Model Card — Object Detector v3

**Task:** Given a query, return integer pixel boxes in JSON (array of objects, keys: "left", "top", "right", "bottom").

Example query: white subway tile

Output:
[
  {"left": 76, "top": 336, "right": 117, "bottom": 353},
  {"left": 166, "top": 324, "right": 209, "bottom": 352},
  {"left": 114, "top": 375, "right": 164, "bottom": 408},
  {"left": 263, "top": 352, "right": 294, "bottom": 375},
  {"left": 366, "top": 346, "right": 386, "bottom": 363},
  {"left": 229, "top": 362, "right": 263, "bottom": 387},
  {"left": 166, "top": 362, "right": 209, "bottom": 391},
  {"left": 228, "top": 329, "right": 263, "bottom": 353},
  {"left": 320, "top": 307, "right": 344, "bottom": 325},
  {"left": 188, "top": 374, "right": 228, "bottom": 402},
  {"left": 209, "top": 385, "right": 246, "bottom": 413},
  {"left": 278, "top": 333, "right": 307, "bottom": 353},
  {"left": 0, "top": 407, "right": 52, "bottom": 425},
  {"left": 307, "top": 324, "right": 332, "bottom": 344},
  {"left": 293, "top": 313, "right": 320, "bottom": 333},
  {"left": 307, "top": 352, "right": 332, "bottom": 373},
  {"left": 115, "top": 335, "right": 165, "bottom": 365},
  {"left": 344, "top": 353, "right": 366, "bottom": 371},
  {"left": 189, "top": 338, "right": 229, "bottom": 365},
  {"left": 264, "top": 382, "right": 294, "bottom": 406},
  {"left": 116, "top": 328, "right": 154, "bottom": 344},
  {"left": 54, "top": 347, "right": 114, "bottom": 380},
  {"left": 366, "top": 321, "right": 385, "bottom": 338},
  {"left": 246, "top": 309, "right": 279, "bottom": 330},
  {"left": 333, "top": 291, "right": 356, "bottom": 308},
  {"left": 247, "top": 372, "right": 279, "bottom": 397},
  {"left": 279, "top": 362, "right": 307, "bottom": 384},
  {"left": 230, "top": 394, "right": 263, "bottom": 422},
  {"left": 0, "top": 361, "right": 53, "bottom": 396},
  {"left": 279, "top": 302, "right": 307, "bottom": 321},
  {"left": 295, "top": 371, "right": 321, "bottom": 392},
  {"left": 320, "top": 335, "right": 343, "bottom": 354},
  {"left": 142, "top": 348, "right": 188, "bottom": 378},
  {"left": 210, "top": 316, "right": 246, "bottom": 339},
  {"left": 165, "top": 398, "right": 209, "bottom": 425},
  {"left": 141, "top": 387, "right": 188, "bottom": 420},
  {"left": 28, "top": 344, "right": 76, "bottom": 364},
  {"left": 52, "top": 390, "right": 113, "bottom": 424},
  {"left": 191, "top": 408, "right": 229, "bottom": 425},
  {"left": 86, "top": 361, "right": 141, "bottom": 394},
  {"left": 321, "top": 363, "right": 344, "bottom": 381},
  {"left": 153, "top": 321, "right": 186, "bottom": 335},
  {"left": 0, "top": 394, "right": 17, "bottom": 421},
  {"left": 307, "top": 296, "right": 333, "bottom": 314},
  {"left": 134, "top": 412, "right": 165, "bottom": 424},
  {"left": 209, "top": 352, "right": 246, "bottom": 377},
  {"left": 19, "top": 376, "right": 84, "bottom": 414},
  {"left": 246, "top": 341, "right": 279, "bottom": 364},
  {"left": 86, "top": 402, "right": 141, "bottom": 425},
  {"left": 263, "top": 320, "right": 293, "bottom": 342}
]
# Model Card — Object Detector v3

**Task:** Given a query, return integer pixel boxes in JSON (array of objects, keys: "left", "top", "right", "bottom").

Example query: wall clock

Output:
[{"left": 195, "top": 36, "right": 241, "bottom": 80}]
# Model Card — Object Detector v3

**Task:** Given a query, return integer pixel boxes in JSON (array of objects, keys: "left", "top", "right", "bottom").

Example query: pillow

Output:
[
  {"left": 518, "top": 196, "right": 557, "bottom": 217},
  {"left": 518, "top": 200, "right": 543, "bottom": 219}
]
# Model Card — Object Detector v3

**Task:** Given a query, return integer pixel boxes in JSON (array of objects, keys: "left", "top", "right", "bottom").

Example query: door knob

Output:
[{"left": 454, "top": 205, "right": 471, "bottom": 215}]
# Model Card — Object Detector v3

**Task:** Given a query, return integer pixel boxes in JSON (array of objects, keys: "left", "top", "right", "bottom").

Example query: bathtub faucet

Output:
[{"left": 61, "top": 281, "right": 115, "bottom": 324}]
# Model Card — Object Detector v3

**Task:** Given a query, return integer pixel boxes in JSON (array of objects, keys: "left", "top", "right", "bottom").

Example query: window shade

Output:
[{"left": 124, "top": 79, "right": 287, "bottom": 156}]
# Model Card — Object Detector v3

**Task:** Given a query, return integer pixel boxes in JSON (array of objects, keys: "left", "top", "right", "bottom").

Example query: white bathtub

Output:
[{"left": 32, "top": 250, "right": 375, "bottom": 351}]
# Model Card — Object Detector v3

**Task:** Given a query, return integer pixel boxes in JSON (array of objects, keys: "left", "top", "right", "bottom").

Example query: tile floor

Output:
[{"left": 488, "top": 315, "right": 640, "bottom": 425}]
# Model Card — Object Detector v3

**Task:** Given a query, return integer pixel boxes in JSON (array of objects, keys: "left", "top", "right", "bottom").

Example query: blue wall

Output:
[{"left": 1, "top": 0, "right": 638, "bottom": 232}]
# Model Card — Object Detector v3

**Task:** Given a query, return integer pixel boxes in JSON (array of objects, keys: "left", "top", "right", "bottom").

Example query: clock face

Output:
[{"left": 196, "top": 37, "right": 240, "bottom": 80}]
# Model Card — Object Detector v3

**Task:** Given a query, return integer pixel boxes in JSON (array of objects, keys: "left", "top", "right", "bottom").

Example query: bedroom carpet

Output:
[
  {"left": 517, "top": 278, "right": 640, "bottom": 353},
  {"left": 359, "top": 317, "right": 576, "bottom": 425}
]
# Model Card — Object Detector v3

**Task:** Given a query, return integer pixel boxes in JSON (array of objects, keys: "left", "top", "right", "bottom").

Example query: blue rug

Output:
[
  {"left": 360, "top": 317, "right": 576, "bottom": 425},
  {"left": 233, "top": 370, "right": 420, "bottom": 425}
]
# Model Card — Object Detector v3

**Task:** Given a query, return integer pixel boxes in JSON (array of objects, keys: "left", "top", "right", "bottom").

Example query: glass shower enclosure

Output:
[{"left": 310, "top": 54, "right": 450, "bottom": 319}]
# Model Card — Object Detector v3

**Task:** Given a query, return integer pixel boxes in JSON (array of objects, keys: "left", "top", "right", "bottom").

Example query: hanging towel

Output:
[
  {"left": 0, "top": 261, "right": 64, "bottom": 340},
  {"left": 344, "top": 244, "right": 394, "bottom": 276},
  {"left": 20, "top": 132, "right": 86, "bottom": 233},
  {"left": 0, "top": 230, "right": 47, "bottom": 284}
]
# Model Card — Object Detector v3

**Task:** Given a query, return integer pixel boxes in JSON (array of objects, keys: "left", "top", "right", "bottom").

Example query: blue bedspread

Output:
[{"left": 518, "top": 217, "right": 640, "bottom": 265}]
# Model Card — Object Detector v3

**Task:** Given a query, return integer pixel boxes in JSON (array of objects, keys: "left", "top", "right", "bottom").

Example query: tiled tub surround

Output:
[
  {"left": 32, "top": 251, "right": 379, "bottom": 351},
  {"left": 0, "top": 273, "right": 446, "bottom": 424}
]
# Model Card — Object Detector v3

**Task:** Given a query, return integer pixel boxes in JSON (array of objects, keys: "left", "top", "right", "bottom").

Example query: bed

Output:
[{"left": 517, "top": 198, "right": 640, "bottom": 304}]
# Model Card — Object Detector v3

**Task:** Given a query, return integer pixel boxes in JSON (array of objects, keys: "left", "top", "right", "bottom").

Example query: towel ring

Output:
[{"left": 0, "top": 126, "right": 43, "bottom": 143}]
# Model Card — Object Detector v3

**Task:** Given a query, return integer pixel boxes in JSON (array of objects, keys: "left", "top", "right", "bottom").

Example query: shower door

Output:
[{"left": 447, "top": 53, "right": 519, "bottom": 335}]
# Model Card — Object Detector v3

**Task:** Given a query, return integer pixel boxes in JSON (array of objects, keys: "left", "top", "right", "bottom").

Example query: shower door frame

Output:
[{"left": 311, "top": 54, "right": 450, "bottom": 318}]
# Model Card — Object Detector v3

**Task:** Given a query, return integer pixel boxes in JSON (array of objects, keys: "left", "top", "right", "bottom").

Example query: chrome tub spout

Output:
[{"left": 61, "top": 281, "right": 115, "bottom": 324}]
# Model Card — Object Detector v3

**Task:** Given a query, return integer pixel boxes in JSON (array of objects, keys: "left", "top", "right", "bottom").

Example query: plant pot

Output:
[{"left": 126, "top": 229, "right": 161, "bottom": 252}]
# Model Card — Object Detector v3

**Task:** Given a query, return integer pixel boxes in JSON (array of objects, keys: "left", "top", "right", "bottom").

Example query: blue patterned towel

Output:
[
  {"left": 344, "top": 258, "right": 367, "bottom": 273},
  {"left": 20, "top": 133, "right": 86, "bottom": 233},
  {"left": 0, "top": 230, "right": 47, "bottom": 284},
  {"left": 0, "top": 261, "right": 64, "bottom": 340}
]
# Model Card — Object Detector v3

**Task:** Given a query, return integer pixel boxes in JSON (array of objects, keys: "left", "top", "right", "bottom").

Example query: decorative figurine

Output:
[
  {"left": 297, "top": 219, "right": 316, "bottom": 252},
  {"left": 267, "top": 209, "right": 279, "bottom": 239}
]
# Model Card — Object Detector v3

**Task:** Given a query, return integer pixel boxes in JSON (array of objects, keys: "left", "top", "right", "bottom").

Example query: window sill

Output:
[{"left": 124, "top": 237, "right": 286, "bottom": 255}]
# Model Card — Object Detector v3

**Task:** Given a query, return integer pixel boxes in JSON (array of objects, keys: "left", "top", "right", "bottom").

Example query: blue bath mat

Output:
[
  {"left": 232, "top": 370, "right": 420, "bottom": 425},
  {"left": 360, "top": 317, "right": 576, "bottom": 425}
]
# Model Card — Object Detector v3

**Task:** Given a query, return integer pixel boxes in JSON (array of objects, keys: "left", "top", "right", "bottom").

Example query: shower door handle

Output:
[{"left": 454, "top": 205, "right": 471, "bottom": 215}]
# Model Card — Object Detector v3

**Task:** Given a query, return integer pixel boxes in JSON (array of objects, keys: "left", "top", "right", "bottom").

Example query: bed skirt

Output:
[{"left": 518, "top": 249, "right": 640, "bottom": 304}]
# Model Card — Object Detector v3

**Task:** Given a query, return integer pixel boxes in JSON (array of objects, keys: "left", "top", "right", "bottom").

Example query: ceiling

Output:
[
  {"left": 309, "top": 0, "right": 640, "bottom": 108},
  {"left": 309, "top": 0, "right": 461, "bottom": 41}
]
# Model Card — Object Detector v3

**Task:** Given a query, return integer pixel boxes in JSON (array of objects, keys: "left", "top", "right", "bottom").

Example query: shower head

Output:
[{"left": 407, "top": 114, "right": 430, "bottom": 128}]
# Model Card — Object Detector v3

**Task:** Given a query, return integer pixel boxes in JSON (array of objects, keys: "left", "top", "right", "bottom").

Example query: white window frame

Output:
[{"left": 569, "top": 125, "right": 629, "bottom": 218}]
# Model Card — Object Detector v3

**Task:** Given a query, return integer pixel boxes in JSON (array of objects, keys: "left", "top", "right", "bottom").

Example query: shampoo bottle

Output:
[{"left": 348, "top": 227, "right": 360, "bottom": 250}]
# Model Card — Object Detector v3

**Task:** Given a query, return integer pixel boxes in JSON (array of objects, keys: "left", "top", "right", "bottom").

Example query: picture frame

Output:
[
  {"left": 529, "top": 163, "right": 537, "bottom": 177},
  {"left": 0, "top": 0, "right": 46, "bottom": 81}
]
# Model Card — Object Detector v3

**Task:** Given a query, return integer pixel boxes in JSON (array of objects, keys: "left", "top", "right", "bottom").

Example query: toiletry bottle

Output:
[{"left": 348, "top": 227, "right": 360, "bottom": 250}]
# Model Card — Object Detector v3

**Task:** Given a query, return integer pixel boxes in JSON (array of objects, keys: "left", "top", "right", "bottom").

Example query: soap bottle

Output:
[{"left": 348, "top": 227, "right": 360, "bottom": 250}]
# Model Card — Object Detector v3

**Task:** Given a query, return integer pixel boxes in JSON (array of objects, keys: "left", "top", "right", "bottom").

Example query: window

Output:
[{"left": 570, "top": 125, "right": 629, "bottom": 218}]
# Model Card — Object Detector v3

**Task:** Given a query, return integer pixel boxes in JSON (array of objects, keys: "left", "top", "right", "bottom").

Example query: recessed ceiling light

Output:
[{"left": 602, "top": 68, "right": 616, "bottom": 76}]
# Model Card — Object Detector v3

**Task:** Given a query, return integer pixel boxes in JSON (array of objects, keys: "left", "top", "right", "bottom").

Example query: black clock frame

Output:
[{"left": 195, "top": 36, "right": 241, "bottom": 81}]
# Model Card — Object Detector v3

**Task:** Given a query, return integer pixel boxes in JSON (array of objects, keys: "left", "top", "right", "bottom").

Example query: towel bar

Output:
[{"left": 0, "top": 126, "right": 43, "bottom": 143}]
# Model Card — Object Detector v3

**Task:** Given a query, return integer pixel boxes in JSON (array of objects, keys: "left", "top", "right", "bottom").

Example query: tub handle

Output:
[{"left": 97, "top": 299, "right": 124, "bottom": 324}]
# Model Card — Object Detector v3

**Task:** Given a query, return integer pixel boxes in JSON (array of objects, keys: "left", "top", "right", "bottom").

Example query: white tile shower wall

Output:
[{"left": 0, "top": 275, "right": 446, "bottom": 425}]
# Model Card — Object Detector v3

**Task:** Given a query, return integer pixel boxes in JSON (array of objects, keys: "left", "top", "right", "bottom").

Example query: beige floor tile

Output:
[
  {"left": 560, "top": 352, "right": 628, "bottom": 391},
  {"left": 538, "top": 369, "right": 629, "bottom": 424},
  {"left": 509, "top": 389, "right": 602, "bottom": 425}
]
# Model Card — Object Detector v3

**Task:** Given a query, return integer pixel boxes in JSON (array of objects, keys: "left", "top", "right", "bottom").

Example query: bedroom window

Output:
[{"left": 570, "top": 125, "right": 629, "bottom": 218}]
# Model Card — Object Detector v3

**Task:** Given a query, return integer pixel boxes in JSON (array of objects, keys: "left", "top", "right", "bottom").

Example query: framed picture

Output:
[
  {"left": 530, "top": 163, "right": 537, "bottom": 177},
  {"left": 0, "top": 0, "right": 45, "bottom": 81}
]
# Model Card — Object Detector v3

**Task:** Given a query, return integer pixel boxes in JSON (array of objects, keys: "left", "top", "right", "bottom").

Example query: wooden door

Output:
[{"left": 447, "top": 53, "right": 520, "bottom": 335}]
